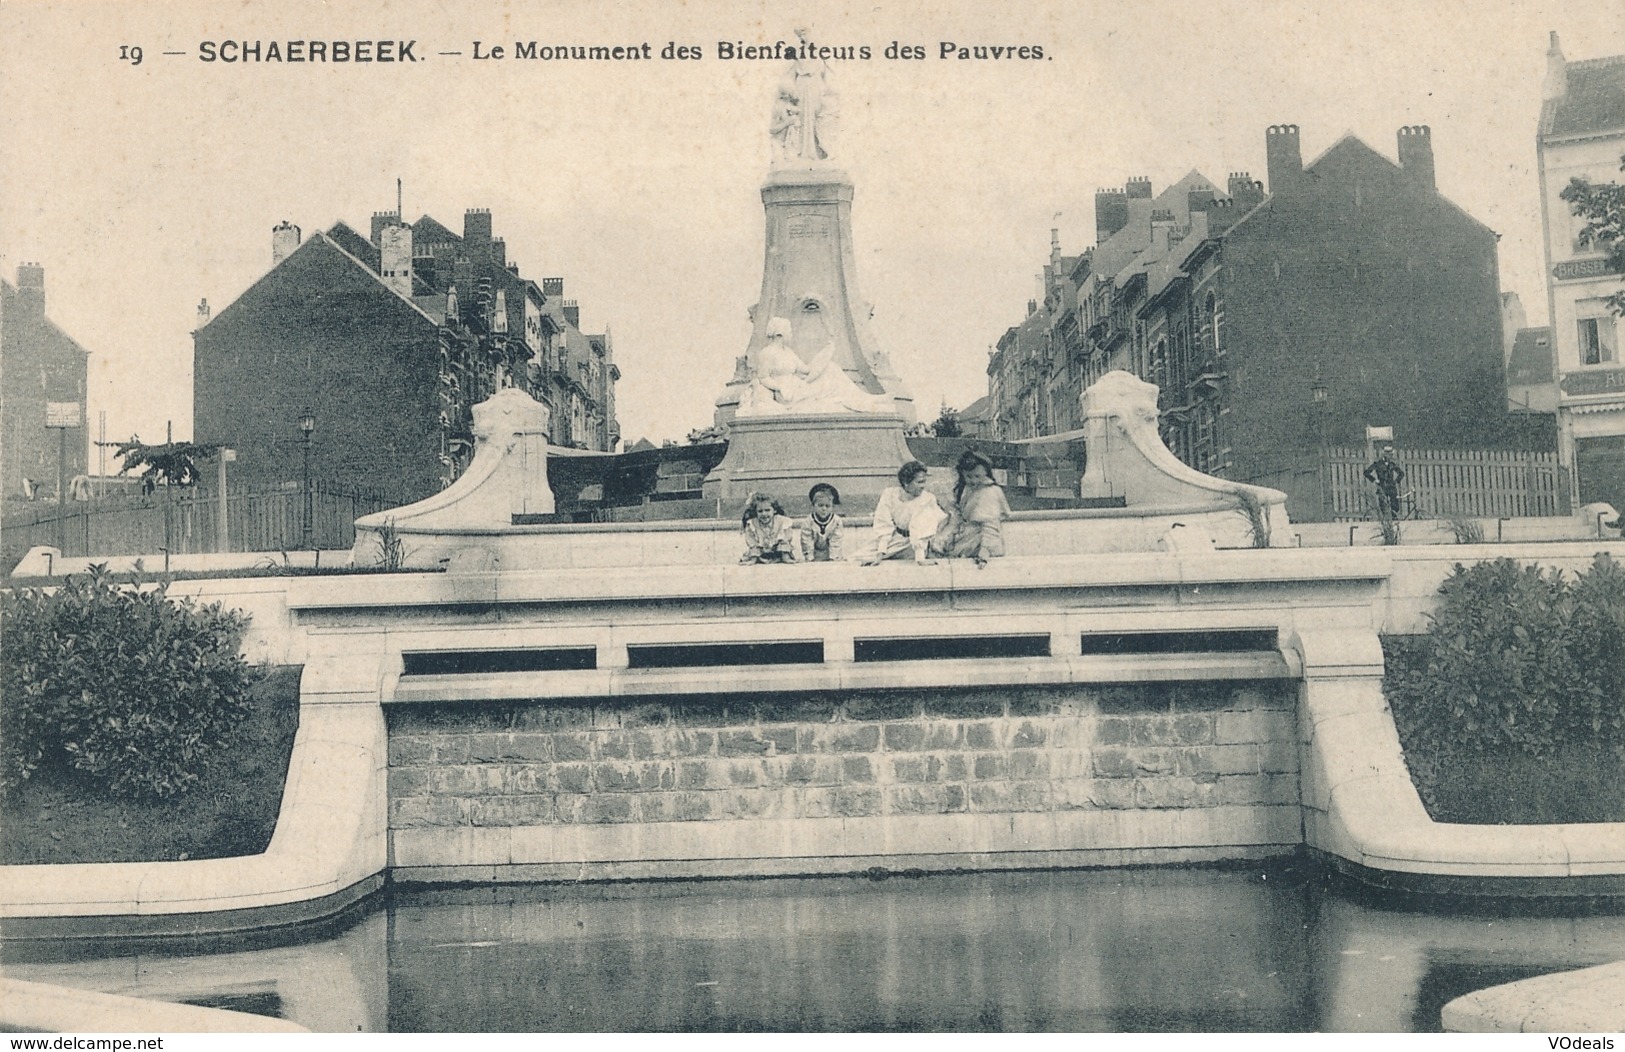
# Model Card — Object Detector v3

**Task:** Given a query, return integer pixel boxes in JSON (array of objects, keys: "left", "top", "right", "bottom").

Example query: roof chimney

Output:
[
  {"left": 464, "top": 208, "right": 492, "bottom": 245},
  {"left": 491, "top": 237, "right": 506, "bottom": 268},
  {"left": 370, "top": 211, "right": 400, "bottom": 245},
  {"left": 1396, "top": 126, "right": 1435, "bottom": 191},
  {"left": 1124, "top": 176, "right": 1153, "bottom": 199},
  {"left": 379, "top": 220, "right": 414, "bottom": 297},
  {"left": 542, "top": 277, "right": 564, "bottom": 299},
  {"left": 1265, "top": 124, "right": 1303, "bottom": 194},
  {"left": 272, "top": 221, "right": 301, "bottom": 266},
  {"left": 197, "top": 297, "right": 211, "bottom": 326},
  {"left": 15, "top": 263, "right": 43, "bottom": 315},
  {"left": 1227, "top": 172, "right": 1265, "bottom": 211},
  {"left": 1095, "top": 188, "right": 1129, "bottom": 244},
  {"left": 563, "top": 299, "right": 580, "bottom": 329},
  {"left": 1542, "top": 30, "right": 1567, "bottom": 101},
  {"left": 1049, "top": 227, "right": 1061, "bottom": 268}
]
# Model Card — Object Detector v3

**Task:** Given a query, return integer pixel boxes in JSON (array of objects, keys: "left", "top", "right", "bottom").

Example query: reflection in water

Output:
[{"left": 5, "top": 859, "right": 1624, "bottom": 1032}]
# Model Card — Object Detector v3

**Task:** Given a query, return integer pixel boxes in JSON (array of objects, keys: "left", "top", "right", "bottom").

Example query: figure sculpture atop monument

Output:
[{"left": 770, "top": 27, "right": 835, "bottom": 166}]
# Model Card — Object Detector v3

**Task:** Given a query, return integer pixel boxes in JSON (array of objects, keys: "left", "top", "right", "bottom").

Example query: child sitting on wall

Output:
[
  {"left": 799, "top": 482, "right": 846, "bottom": 562},
  {"left": 943, "top": 450, "right": 1012, "bottom": 567},
  {"left": 740, "top": 492, "right": 801, "bottom": 564},
  {"left": 863, "top": 461, "right": 948, "bottom": 564}
]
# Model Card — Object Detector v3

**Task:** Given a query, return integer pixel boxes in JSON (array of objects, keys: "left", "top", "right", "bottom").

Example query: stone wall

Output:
[{"left": 387, "top": 680, "right": 1298, "bottom": 871}]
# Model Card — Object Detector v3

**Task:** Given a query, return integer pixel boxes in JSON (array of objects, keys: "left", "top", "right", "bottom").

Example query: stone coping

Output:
[
  {"left": 0, "top": 701, "right": 386, "bottom": 926},
  {"left": 0, "top": 977, "right": 309, "bottom": 1032},
  {"left": 288, "top": 548, "right": 1395, "bottom": 610},
  {"left": 1442, "top": 960, "right": 1625, "bottom": 1032}
]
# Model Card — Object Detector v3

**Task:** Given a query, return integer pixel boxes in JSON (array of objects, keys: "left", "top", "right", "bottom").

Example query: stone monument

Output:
[{"left": 705, "top": 31, "right": 916, "bottom": 508}]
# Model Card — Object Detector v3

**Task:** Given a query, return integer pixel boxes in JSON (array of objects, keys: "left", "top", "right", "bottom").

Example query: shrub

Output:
[
  {"left": 1444, "top": 515, "right": 1486, "bottom": 545},
  {"left": 1384, "top": 554, "right": 1625, "bottom": 763},
  {"left": 1, "top": 565, "right": 260, "bottom": 800}
]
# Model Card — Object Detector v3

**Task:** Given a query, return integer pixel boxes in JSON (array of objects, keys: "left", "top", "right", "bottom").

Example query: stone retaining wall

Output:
[{"left": 387, "top": 681, "right": 1298, "bottom": 864}]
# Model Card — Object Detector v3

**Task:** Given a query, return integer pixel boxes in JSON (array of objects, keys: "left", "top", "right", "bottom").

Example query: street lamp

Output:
[
  {"left": 1310, "top": 381, "right": 1330, "bottom": 519},
  {"left": 298, "top": 409, "right": 315, "bottom": 550}
]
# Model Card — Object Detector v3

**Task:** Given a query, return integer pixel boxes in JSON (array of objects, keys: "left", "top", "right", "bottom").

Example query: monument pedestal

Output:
[{"left": 703, "top": 413, "right": 915, "bottom": 512}]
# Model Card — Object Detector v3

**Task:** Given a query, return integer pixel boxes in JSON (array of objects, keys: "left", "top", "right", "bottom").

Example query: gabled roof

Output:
[
  {"left": 412, "top": 214, "right": 461, "bottom": 248},
  {"left": 326, "top": 221, "right": 379, "bottom": 269},
  {"left": 198, "top": 231, "right": 440, "bottom": 334},
  {"left": 1508, "top": 326, "right": 1555, "bottom": 385},
  {"left": 0, "top": 278, "right": 92, "bottom": 359},
  {"left": 1541, "top": 54, "right": 1625, "bottom": 139}
]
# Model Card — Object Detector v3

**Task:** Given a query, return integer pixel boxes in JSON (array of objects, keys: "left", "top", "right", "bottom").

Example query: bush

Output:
[
  {"left": 1384, "top": 554, "right": 1625, "bottom": 762},
  {"left": 1, "top": 565, "right": 260, "bottom": 800}
]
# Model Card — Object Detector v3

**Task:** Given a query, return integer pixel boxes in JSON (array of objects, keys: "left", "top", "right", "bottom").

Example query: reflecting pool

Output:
[{"left": 6, "top": 859, "right": 1625, "bottom": 1032}]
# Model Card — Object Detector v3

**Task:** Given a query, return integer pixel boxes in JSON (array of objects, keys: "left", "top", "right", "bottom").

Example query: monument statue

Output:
[
  {"left": 736, "top": 317, "right": 895, "bottom": 417},
  {"left": 770, "top": 28, "right": 834, "bottom": 165}
]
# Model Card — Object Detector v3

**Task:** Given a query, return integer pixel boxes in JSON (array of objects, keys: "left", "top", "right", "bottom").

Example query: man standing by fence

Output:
[{"left": 1364, "top": 444, "right": 1406, "bottom": 518}]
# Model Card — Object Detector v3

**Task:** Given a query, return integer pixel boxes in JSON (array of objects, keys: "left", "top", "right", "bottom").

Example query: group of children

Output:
[{"left": 739, "top": 451, "right": 1012, "bottom": 567}]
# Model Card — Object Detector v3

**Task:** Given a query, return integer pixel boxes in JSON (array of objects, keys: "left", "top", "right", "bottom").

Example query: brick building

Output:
[
  {"left": 194, "top": 208, "right": 619, "bottom": 502},
  {"left": 1, "top": 264, "right": 89, "bottom": 500},
  {"left": 987, "top": 125, "right": 1554, "bottom": 516},
  {"left": 1537, "top": 33, "right": 1625, "bottom": 511}
]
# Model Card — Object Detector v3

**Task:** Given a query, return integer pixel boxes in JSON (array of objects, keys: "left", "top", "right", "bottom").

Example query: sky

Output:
[{"left": 3, "top": 0, "right": 1625, "bottom": 460}]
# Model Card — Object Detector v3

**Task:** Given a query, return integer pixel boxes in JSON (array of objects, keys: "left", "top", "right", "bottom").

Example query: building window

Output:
[{"left": 1579, "top": 313, "right": 1619, "bottom": 366}]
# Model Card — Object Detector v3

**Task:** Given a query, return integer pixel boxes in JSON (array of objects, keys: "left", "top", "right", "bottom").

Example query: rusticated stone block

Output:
[
  {"left": 1129, "top": 748, "right": 1178, "bottom": 776},
  {"left": 890, "top": 754, "right": 950, "bottom": 784},
  {"left": 390, "top": 795, "right": 469, "bottom": 827},
  {"left": 505, "top": 763, "right": 549, "bottom": 794},
  {"left": 811, "top": 724, "right": 881, "bottom": 753},
  {"left": 1257, "top": 738, "right": 1300, "bottom": 773},
  {"left": 552, "top": 763, "right": 591, "bottom": 794},
  {"left": 1135, "top": 776, "right": 1217, "bottom": 809},
  {"left": 1053, "top": 779, "right": 1098, "bottom": 811},
  {"left": 720, "top": 790, "right": 785, "bottom": 820},
  {"left": 514, "top": 704, "right": 594, "bottom": 731},
  {"left": 835, "top": 786, "right": 882, "bottom": 817},
  {"left": 887, "top": 783, "right": 967, "bottom": 815},
  {"left": 432, "top": 765, "right": 506, "bottom": 795},
  {"left": 1095, "top": 717, "right": 1134, "bottom": 746},
  {"left": 466, "top": 733, "right": 515, "bottom": 763},
  {"left": 505, "top": 734, "right": 555, "bottom": 762},
  {"left": 627, "top": 730, "right": 664, "bottom": 759},
  {"left": 670, "top": 730, "right": 717, "bottom": 757},
  {"left": 923, "top": 692, "right": 1004, "bottom": 719},
  {"left": 638, "top": 791, "right": 717, "bottom": 823},
  {"left": 761, "top": 726, "right": 798, "bottom": 755},
  {"left": 576, "top": 794, "right": 636, "bottom": 824},
  {"left": 719, "top": 730, "right": 771, "bottom": 756},
  {"left": 552, "top": 734, "right": 591, "bottom": 763},
  {"left": 1181, "top": 744, "right": 1259, "bottom": 777},
  {"left": 1099, "top": 684, "right": 1165, "bottom": 714},
  {"left": 943, "top": 754, "right": 970, "bottom": 782},
  {"left": 1131, "top": 718, "right": 1180, "bottom": 747},
  {"left": 1007, "top": 749, "right": 1049, "bottom": 781},
  {"left": 924, "top": 723, "right": 965, "bottom": 750},
  {"left": 964, "top": 721, "right": 999, "bottom": 750},
  {"left": 472, "top": 795, "right": 554, "bottom": 827},
  {"left": 1087, "top": 779, "right": 1138, "bottom": 809},
  {"left": 972, "top": 754, "right": 1005, "bottom": 780},
  {"left": 592, "top": 761, "right": 667, "bottom": 793},
  {"left": 843, "top": 693, "right": 919, "bottom": 722},
  {"left": 622, "top": 703, "right": 669, "bottom": 729},
  {"left": 1009, "top": 721, "right": 1047, "bottom": 748},
  {"left": 1173, "top": 714, "right": 1215, "bottom": 744},
  {"left": 1172, "top": 681, "right": 1234, "bottom": 711},
  {"left": 774, "top": 755, "right": 842, "bottom": 786},
  {"left": 594, "top": 730, "right": 633, "bottom": 760},
  {"left": 1093, "top": 749, "right": 1135, "bottom": 779},
  {"left": 754, "top": 695, "right": 839, "bottom": 723},
  {"left": 883, "top": 724, "right": 926, "bottom": 752},
  {"left": 1216, "top": 709, "right": 1294, "bottom": 745},
  {"left": 1217, "top": 772, "right": 1300, "bottom": 806},
  {"left": 668, "top": 700, "right": 729, "bottom": 727},
  {"left": 1047, "top": 749, "right": 1093, "bottom": 780},
  {"left": 388, "top": 737, "right": 435, "bottom": 766},
  {"left": 798, "top": 786, "right": 837, "bottom": 819},
  {"left": 553, "top": 792, "right": 590, "bottom": 822},
  {"left": 676, "top": 760, "right": 721, "bottom": 790},
  {"left": 841, "top": 756, "right": 875, "bottom": 783},
  {"left": 431, "top": 738, "right": 471, "bottom": 765},
  {"left": 726, "top": 761, "right": 764, "bottom": 787},
  {"left": 968, "top": 781, "right": 1048, "bottom": 812},
  {"left": 388, "top": 767, "right": 434, "bottom": 796}
]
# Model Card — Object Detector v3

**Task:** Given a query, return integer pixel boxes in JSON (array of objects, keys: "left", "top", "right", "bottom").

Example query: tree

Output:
[
  {"left": 113, "top": 438, "right": 220, "bottom": 496},
  {"left": 1560, "top": 154, "right": 1625, "bottom": 316},
  {"left": 932, "top": 407, "right": 963, "bottom": 438}
]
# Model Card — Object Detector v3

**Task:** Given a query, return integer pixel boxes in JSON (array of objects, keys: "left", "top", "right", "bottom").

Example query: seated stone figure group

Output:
[{"left": 739, "top": 452, "right": 1011, "bottom": 566}]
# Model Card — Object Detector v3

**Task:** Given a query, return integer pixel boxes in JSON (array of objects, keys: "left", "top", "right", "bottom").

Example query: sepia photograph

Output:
[{"left": 2, "top": 0, "right": 1624, "bottom": 1037}]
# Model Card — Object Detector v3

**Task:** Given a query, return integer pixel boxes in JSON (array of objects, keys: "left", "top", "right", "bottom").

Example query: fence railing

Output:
[
  {"left": 2, "top": 483, "right": 405, "bottom": 560},
  {"left": 1326, "top": 446, "right": 1570, "bottom": 520}
]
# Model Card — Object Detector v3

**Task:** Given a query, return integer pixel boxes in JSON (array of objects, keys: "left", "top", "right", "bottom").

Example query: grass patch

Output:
[{"left": 1, "top": 665, "right": 302, "bottom": 864}]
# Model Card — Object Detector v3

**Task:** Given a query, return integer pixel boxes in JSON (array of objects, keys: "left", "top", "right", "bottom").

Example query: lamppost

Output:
[
  {"left": 1311, "top": 381, "right": 1330, "bottom": 519},
  {"left": 298, "top": 409, "right": 315, "bottom": 550}
]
